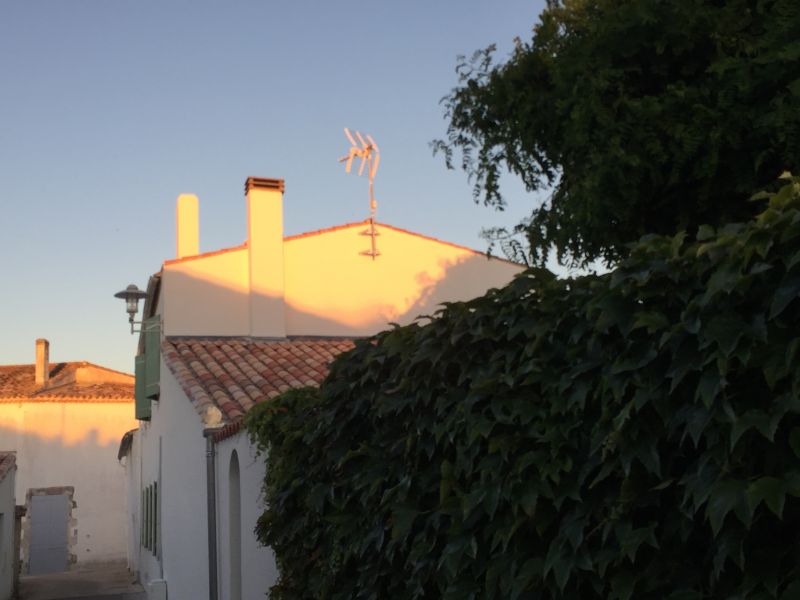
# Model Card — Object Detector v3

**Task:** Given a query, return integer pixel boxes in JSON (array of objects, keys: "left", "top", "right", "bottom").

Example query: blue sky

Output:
[{"left": 0, "top": 1, "right": 546, "bottom": 373}]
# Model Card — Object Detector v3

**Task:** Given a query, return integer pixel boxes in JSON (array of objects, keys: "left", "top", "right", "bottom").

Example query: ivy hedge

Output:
[{"left": 246, "top": 178, "right": 800, "bottom": 599}]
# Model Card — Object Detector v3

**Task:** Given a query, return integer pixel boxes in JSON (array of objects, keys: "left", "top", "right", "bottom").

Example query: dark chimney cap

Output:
[{"left": 245, "top": 177, "right": 285, "bottom": 193}]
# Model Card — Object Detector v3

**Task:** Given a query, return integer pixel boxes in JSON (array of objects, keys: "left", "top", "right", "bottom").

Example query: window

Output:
[{"left": 140, "top": 481, "right": 159, "bottom": 557}]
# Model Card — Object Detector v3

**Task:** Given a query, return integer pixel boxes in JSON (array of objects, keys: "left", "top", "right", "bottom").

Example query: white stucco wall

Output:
[
  {"left": 162, "top": 248, "right": 250, "bottom": 337},
  {"left": 135, "top": 361, "right": 209, "bottom": 600},
  {"left": 0, "top": 463, "right": 15, "bottom": 600},
  {"left": 161, "top": 223, "right": 524, "bottom": 339},
  {"left": 283, "top": 224, "right": 524, "bottom": 336},
  {"left": 0, "top": 402, "right": 136, "bottom": 568},
  {"left": 121, "top": 430, "right": 141, "bottom": 574},
  {"left": 216, "top": 433, "right": 278, "bottom": 600}
]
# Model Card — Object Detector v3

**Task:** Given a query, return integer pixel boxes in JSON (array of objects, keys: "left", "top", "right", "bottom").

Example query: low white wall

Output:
[
  {"left": 216, "top": 434, "right": 278, "bottom": 600},
  {"left": 0, "top": 464, "right": 15, "bottom": 600}
]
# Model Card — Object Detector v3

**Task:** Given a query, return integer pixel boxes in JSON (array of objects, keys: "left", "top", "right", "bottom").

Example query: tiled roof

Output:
[
  {"left": 0, "top": 452, "right": 16, "bottom": 483},
  {"left": 0, "top": 362, "right": 134, "bottom": 402},
  {"left": 162, "top": 337, "right": 355, "bottom": 425}
]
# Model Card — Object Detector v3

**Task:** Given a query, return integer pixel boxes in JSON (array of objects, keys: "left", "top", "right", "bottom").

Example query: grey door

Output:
[{"left": 28, "top": 493, "right": 70, "bottom": 575}]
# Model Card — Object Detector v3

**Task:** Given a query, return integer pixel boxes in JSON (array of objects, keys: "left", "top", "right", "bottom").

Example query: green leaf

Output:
[
  {"left": 703, "top": 314, "right": 747, "bottom": 357},
  {"left": 391, "top": 505, "right": 419, "bottom": 540},
  {"left": 697, "top": 225, "right": 716, "bottom": 241},
  {"left": 746, "top": 477, "right": 785, "bottom": 518},
  {"left": 609, "top": 570, "right": 636, "bottom": 600},
  {"left": 770, "top": 271, "right": 800, "bottom": 319},
  {"left": 781, "top": 580, "right": 800, "bottom": 600},
  {"left": 666, "top": 591, "right": 704, "bottom": 600},
  {"left": 790, "top": 428, "right": 800, "bottom": 459},
  {"left": 632, "top": 310, "right": 670, "bottom": 332},
  {"left": 706, "top": 480, "right": 748, "bottom": 534}
]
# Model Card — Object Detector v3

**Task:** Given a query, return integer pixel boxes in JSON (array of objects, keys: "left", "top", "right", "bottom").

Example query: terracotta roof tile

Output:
[
  {"left": 162, "top": 337, "right": 355, "bottom": 425},
  {"left": 0, "top": 363, "right": 134, "bottom": 403}
]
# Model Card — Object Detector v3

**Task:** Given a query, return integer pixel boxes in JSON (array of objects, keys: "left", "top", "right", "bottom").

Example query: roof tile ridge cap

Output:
[
  {"left": 283, "top": 220, "right": 370, "bottom": 242},
  {"left": 77, "top": 362, "right": 135, "bottom": 378},
  {"left": 163, "top": 243, "right": 247, "bottom": 266}
]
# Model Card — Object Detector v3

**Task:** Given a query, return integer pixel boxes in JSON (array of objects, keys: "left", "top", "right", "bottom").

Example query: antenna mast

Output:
[{"left": 339, "top": 128, "right": 381, "bottom": 258}]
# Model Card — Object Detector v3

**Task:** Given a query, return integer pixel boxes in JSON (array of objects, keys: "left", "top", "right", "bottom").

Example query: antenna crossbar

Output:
[{"left": 339, "top": 128, "right": 381, "bottom": 259}]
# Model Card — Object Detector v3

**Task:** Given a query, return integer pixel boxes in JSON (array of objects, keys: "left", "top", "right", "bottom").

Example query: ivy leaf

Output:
[
  {"left": 703, "top": 314, "right": 747, "bottom": 357},
  {"left": 770, "top": 271, "right": 800, "bottom": 319},
  {"left": 746, "top": 477, "right": 786, "bottom": 518},
  {"left": 706, "top": 480, "right": 749, "bottom": 534},
  {"left": 666, "top": 592, "right": 704, "bottom": 600},
  {"left": 391, "top": 505, "right": 419, "bottom": 540},
  {"left": 781, "top": 580, "right": 800, "bottom": 600},
  {"left": 790, "top": 428, "right": 800, "bottom": 459},
  {"left": 697, "top": 225, "right": 716, "bottom": 241},
  {"left": 633, "top": 310, "right": 670, "bottom": 332}
]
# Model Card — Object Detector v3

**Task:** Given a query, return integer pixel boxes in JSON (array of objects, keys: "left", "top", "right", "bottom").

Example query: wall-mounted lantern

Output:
[{"left": 114, "top": 284, "right": 148, "bottom": 334}]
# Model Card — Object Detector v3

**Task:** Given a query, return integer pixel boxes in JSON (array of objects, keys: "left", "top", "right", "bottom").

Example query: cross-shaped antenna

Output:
[{"left": 339, "top": 128, "right": 381, "bottom": 258}]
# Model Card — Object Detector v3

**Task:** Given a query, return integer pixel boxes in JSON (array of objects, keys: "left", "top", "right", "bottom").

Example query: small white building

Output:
[
  {"left": 120, "top": 177, "right": 524, "bottom": 600},
  {"left": 0, "top": 452, "right": 17, "bottom": 600},
  {"left": 0, "top": 340, "right": 136, "bottom": 575}
]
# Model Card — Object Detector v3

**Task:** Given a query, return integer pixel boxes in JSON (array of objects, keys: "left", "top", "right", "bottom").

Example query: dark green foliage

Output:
[
  {"left": 247, "top": 178, "right": 800, "bottom": 598},
  {"left": 434, "top": 0, "right": 800, "bottom": 266}
]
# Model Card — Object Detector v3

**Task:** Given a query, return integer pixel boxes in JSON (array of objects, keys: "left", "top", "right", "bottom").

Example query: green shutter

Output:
[
  {"left": 144, "top": 316, "right": 161, "bottom": 400},
  {"left": 135, "top": 355, "right": 151, "bottom": 420}
]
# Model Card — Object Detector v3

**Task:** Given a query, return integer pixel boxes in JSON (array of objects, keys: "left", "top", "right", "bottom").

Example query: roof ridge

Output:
[{"left": 161, "top": 220, "right": 524, "bottom": 269}]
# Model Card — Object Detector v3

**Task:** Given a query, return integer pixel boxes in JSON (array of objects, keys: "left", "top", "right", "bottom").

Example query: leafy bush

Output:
[{"left": 247, "top": 178, "right": 800, "bottom": 599}]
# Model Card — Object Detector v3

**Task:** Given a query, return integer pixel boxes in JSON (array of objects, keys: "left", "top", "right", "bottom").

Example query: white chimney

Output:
[
  {"left": 35, "top": 338, "right": 49, "bottom": 387},
  {"left": 176, "top": 193, "right": 200, "bottom": 259},
  {"left": 245, "top": 177, "right": 286, "bottom": 338}
]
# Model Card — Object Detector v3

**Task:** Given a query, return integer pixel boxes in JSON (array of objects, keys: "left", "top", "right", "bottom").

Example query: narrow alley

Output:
[{"left": 17, "top": 561, "right": 144, "bottom": 600}]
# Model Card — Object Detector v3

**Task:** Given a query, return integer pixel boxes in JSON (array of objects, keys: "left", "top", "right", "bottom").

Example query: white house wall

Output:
[
  {"left": 123, "top": 430, "right": 141, "bottom": 575},
  {"left": 283, "top": 225, "right": 524, "bottom": 336},
  {"left": 160, "top": 225, "right": 524, "bottom": 339},
  {"left": 216, "top": 433, "right": 278, "bottom": 600},
  {"left": 162, "top": 248, "right": 250, "bottom": 337},
  {"left": 0, "top": 402, "right": 135, "bottom": 567},
  {"left": 136, "top": 360, "right": 209, "bottom": 600},
  {"left": 0, "top": 465, "right": 15, "bottom": 600}
]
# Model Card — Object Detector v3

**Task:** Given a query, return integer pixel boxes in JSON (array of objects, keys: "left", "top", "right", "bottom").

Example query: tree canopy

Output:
[{"left": 435, "top": 0, "right": 800, "bottom": 266}]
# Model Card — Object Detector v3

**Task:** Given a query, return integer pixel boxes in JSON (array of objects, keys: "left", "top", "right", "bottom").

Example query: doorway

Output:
[{"left": 26, "top": 488, "right": 73, "bottom": 575}]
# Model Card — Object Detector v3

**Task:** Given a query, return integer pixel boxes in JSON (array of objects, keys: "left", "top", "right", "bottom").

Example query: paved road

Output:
[{"left": 18, "top": 560, "right": 145, "bottom": 600}]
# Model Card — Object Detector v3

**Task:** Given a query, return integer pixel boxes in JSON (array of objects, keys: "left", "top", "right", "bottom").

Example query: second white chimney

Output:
[
  {"left": 176, "top": 193, "right": 200, "bottom": 259},
  {"left": 246, "top": 177, "right": 286, "bottom": 338}
]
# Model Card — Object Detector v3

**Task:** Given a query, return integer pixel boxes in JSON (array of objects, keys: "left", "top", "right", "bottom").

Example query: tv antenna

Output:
[{"left": 339, "top": 128, "right": 380, "bottom": 259}]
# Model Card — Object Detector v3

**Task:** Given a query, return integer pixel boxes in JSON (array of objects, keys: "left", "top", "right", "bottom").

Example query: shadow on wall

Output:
[
  {"left": 0, "top": 423, "right": 125, "bottom": 492},
  {"left": 0, "top": 407, "right": 134, "bottom": 447},
  {"left": 163, "top": 251, "right": 520, "bottom": 337},
  {"left": 0, "top": 424, "right": 130, "bottom": 573}
]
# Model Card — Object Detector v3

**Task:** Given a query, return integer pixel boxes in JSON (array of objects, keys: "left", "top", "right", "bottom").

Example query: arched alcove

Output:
[{"left": 229, "top": 450, "right": 242, "bottom": 600}]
